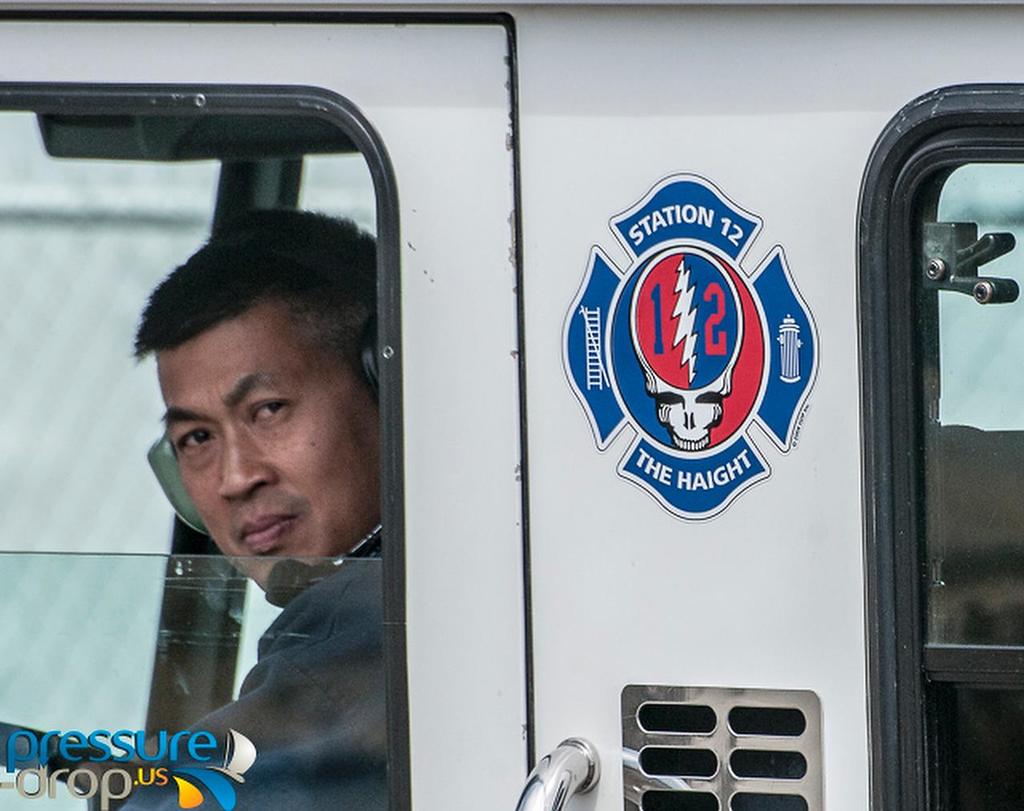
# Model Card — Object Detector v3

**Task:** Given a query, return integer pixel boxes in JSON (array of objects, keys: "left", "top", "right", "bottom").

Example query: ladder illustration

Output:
[{"left": 580, "top": 306, "right": 610, "bottom": 390}]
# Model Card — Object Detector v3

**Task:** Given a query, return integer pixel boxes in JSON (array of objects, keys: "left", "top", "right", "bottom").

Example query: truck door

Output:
[
  {"left": 516, "top": 7, "right": 855, "bottom": 811},
  {"left": 0, "top": 15, "right": 524, "bottom": 810},
  {"left": 862, "top": 84, "right": 1024, "bottom": 811}
]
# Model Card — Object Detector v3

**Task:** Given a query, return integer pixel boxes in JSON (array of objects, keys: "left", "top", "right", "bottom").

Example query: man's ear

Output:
[
  {"left": 360, "top": 313, "right": 379, "bottom": 399},
  {"left": 146, "top": 436, "right": 209, "bottom": 534}
]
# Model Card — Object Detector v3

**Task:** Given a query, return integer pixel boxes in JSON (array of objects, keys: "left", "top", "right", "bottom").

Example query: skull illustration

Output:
[
  {"left": 629, "top": 248, "right": 743, "bottom": 451},
  {"left": 642, "top": 365, "right": 734, "bottom": 451}
]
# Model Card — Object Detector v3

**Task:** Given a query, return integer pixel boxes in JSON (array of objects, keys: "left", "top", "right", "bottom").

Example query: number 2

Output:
[
  {"left": 704, "top": 283, "right": 726, "bottom": 355},
  {"left": 719, "top": 217, "right": 744, "bottom": 247}
]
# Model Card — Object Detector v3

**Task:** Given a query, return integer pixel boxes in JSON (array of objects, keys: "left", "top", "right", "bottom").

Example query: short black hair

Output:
[{"left": 134, "top": 209, "right": 376, "bottom": 377}]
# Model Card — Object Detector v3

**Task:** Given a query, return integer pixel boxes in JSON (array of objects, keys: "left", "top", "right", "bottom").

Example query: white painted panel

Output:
[
  {"left": 0, "top": 21, "right": 523, "bottom": 809},
  {"left": 515, "top": 5, "right": 1024, "bottom": 809}
]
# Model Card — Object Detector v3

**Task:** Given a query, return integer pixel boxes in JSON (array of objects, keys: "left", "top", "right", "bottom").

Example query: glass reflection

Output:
[
  {"left": 0, "top": 553, "right": 384, "bottom": 810},
  {"left": 925, "top": 164, "right": 1024, "bottom": 645},
  {"left": 948, "top": 686, "right": 1024, "bottom": 810}
]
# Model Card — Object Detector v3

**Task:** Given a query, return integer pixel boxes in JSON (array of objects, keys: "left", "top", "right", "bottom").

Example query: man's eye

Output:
[
  {"left": 254, "top": 401, "right": 287, "bottom": 420},
  {"left": 175, "top": 429, "right": 211, "bottom": 452}
]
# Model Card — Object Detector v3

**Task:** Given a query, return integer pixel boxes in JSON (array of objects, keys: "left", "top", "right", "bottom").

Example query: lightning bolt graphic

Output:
[{"left": 671, "top": 257, "right": 699, "bottom": 384}]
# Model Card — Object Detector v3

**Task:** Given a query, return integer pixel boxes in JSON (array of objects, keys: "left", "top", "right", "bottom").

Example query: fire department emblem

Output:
[{"left": 564, "top": 174, "right": 818, "bottom": 519}]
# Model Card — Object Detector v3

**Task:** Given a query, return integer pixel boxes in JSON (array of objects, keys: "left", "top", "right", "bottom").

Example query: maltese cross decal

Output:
[{"left": 564, "top": 174, "right": 818, "bottom": 520}]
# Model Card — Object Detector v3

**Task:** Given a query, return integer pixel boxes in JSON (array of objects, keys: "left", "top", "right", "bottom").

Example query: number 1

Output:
[{"left": 650, "top": 283, "right": 664, "bottom": 355}]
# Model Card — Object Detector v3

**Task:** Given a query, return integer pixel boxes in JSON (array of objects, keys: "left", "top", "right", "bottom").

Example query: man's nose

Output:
[{"left": 218, "top": 434, "right": 273, "bottom": 500}]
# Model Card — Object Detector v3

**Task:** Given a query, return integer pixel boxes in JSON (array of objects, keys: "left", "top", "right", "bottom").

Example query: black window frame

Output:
[
  {"left": 0, "top": 82, "right": 409, "bottom": 807},
  {"left": 861, "top": 84, "right": 1024, "bottom": 810}
]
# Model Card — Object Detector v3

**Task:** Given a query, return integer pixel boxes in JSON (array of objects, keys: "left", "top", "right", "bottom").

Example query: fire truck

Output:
[{"left": 0, "top": 3, "right": 1020, "bottom": 810}]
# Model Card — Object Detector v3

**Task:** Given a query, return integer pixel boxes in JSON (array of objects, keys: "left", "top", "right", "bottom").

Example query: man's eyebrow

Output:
[
  {"left": 161, "top": 373, "right": 278, "bottom": 425},
  {"left": 223, "top": 372, "right": 277, "bottom": 408},
  {"left": 163, "top": 406, "right": 205, "bottom": 426}
]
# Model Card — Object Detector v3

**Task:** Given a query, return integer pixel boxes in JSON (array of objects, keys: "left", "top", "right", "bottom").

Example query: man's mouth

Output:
[{"left": 239, "top": 515, "right": 298, "bottom": 554}]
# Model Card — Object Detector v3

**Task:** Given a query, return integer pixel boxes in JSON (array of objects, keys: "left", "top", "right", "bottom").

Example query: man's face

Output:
[{"left": 156, "top": 300, "right": 380, "bottom": 579}]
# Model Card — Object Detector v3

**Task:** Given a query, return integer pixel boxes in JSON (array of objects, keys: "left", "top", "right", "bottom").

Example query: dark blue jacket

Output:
[{"left": 126, "top": 560, "right": 387, "bottom": 810}]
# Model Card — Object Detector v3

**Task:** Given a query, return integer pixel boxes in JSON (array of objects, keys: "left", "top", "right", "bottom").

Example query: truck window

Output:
[
  {"left": 923, "top": 161, "right": 1024, "bottom": 810},
  {"left": 0, "top": 90, "right": 395, "bottom": 810},
  {"left": 862, "top": 88, "right": 1024, "bottom": 810}
]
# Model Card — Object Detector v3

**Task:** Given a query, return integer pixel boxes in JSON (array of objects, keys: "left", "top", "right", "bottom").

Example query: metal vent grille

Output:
[{"left": 622, "top": 685, "right": 822, "bottom": 811}]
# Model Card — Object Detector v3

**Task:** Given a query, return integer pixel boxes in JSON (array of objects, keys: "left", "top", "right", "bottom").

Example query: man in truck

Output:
[{"left": 131, "top": 208, "right": 387, "bottom": 809}]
